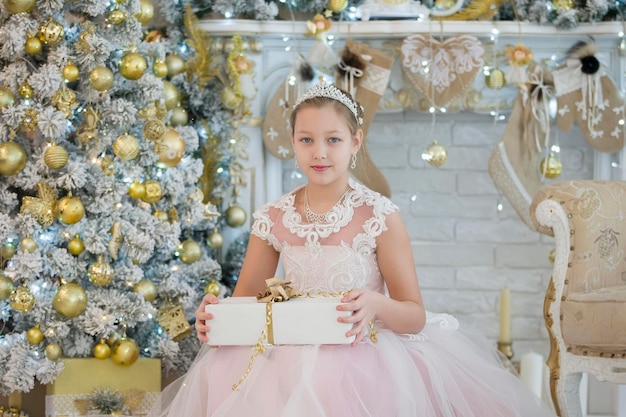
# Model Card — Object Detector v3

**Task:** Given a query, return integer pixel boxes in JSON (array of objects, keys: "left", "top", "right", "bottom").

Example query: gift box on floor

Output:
[
  {"left": 205, "top": 296, "right": 355, "bottom": 346},
  {"left": 45, "top": 358, "right": 161, "bottom": 417}
]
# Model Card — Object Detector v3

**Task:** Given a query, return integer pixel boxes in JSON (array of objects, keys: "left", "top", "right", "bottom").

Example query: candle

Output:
[
  {"left": 499, "top": 288, "right": 511, "bottom": 343},
  {"left": 520, "top": 351, "right": 544, "bottom": 398}
]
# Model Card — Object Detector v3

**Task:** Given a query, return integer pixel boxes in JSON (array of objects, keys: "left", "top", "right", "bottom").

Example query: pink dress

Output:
[{"left": 154, "top": 178, "right": 556, "bottom": 417}]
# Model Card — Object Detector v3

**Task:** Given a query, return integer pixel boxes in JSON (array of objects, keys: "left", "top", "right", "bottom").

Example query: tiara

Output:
[{"left": 294, "top": 83, "right": 364, "bottom": 126}]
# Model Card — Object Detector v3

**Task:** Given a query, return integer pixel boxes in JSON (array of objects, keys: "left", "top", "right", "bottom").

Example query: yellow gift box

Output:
[{"left": 45, "top": 358, "right": 161, "bottom": 417}]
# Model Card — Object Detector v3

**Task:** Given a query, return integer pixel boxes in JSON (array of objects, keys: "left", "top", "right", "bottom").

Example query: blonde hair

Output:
[{"left": 290, "top": 90, "right": 363, "bottom": 136}]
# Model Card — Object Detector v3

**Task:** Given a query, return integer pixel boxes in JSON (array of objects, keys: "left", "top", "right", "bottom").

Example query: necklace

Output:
[{"left": 304, "top": 186, "right": 351, "bottom": 224}]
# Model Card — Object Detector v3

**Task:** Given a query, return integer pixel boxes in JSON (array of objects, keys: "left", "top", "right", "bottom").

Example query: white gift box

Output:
[{"left": 205, "top": 296, "right": 355, "bottom": 345}]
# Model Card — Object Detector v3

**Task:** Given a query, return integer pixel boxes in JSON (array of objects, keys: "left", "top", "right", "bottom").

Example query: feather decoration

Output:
[
  {"left": 435, "top": 0, "right": 505, "bottom": 20},
  {"left": 337, "top": 47, "right": 367, "bottom": 85},
  {"left": 183, "top": 3, "right": 218, "bottom": 89},
  {"left": 297, "top": 55, "right": 315, "bottom": 83},
  {"left": 566, "top": 40, "right": 600, "bottom": 74}
]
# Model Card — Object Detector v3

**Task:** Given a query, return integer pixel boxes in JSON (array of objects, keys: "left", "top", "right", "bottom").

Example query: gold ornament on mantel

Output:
[
  {"left": 9, "top": 284, "right": 35, "bottom": 312},
  {"left": 422, "top": 140, "right": 448, "bottom": 167},
  {"left": 327, "top": 0, "right": 348, "bottom": 12},
  {"left": 44, "top": 142, "right": 69, "bottom": 170},
  {"left": 157, "top": 303, "right": 192, "bottom": 341},
  {"left": 485, "top": 68, "right": 505, "bottom": 90},
  {"left": 93, "top": 339, "right": 111, "bottom": 359},
  {"left": 88, "top": 255, "right": 114, "bottom": 287},
  {"left": 26, "top": 324, "right": 44, "bottom": 345},
  {"left": 53, "top": 281, "right": 88, "bottom": 318},
  {"left": 20, "top": 182, "right": 58, "bottom": 228},
  {"left": 0, "top": 141, "right": 27, "bottom": 176}
]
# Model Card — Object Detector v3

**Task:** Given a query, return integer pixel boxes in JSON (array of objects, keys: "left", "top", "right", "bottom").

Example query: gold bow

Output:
[{"left": 256, "top": 277, "right": 297, "bottom": 303}]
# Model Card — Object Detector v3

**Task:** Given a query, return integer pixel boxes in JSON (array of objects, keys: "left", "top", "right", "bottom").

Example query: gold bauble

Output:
[
  {"left": 18, "top": 82, "right": 33, "bottom": 99},
  {"left": 486, "top": 68, "right": 505, "bottom": 90},
  {"left": 422, "top": 140, "right": 448, "bottom": 167},
  {"left": 328, "top": 0, "right": 348, "bottom": 12},
  {"left": 111, "top": 337, "right": 139, "bottom": 366},
  {"left": 0, "top": 142, "right": 27, "bottom": 176},
  {"left": 540, "top": 155, "right": 562, "bottom": 179},
  {"left": 3, "top": 0, "right": 36, "bottom": 13},
  {"left": 45, "top": 342, "right": 62, "bottom": 360},
  {"left": 24, "top": 36, "right": 42, "bottom": 55},
  {"left": 55, "top": 195, "right": 84, "bottom": 225},
  {"left": 156, "top": 128, "right": 186, "bottom": 168},
  {"left": 109, "top": 8, "right": 126, "bottom": 24},
  {"left": 53, "top": 281, "right": 88, "bottom": 318},
  {"left": 553, "top": 0, "right": 573, "bottom": 10},
  {"left": 207, "top": 229, "right": 223, "bottom": 249},
  {"left": 179, "top": 239, "right": 202, "bottom": 264},
  {"left": 153, "top": 60, "right": 168, "bottom": 78},
  {"left": 68, "top": 234, "right": 85, "bottom": 256},
  {"left": 88, "top": 255, "right": 114, "bottom": 287},
  {"left": 153, "top": 210, "right": 168, "bottom": 222},
  {"left": 204, "top": 279, "right": 221, "bottom": 297},
  {"left": 0, "top": 87, "right": 15, "bottom": 109},
  {"left": 44, "top": 143, "right": 69, "bottom": 170},
  {"left": 165, "top": 54, "right": 185, "bottom": 77},
  {"left": 88, "top": 66, "right": 114, "bottom": 91},
  {"left": 38, "top": 19, "right": 65, "bottom": 46},
  {"left": 134, "top": 0, "right": 154, "bottom": 24},
  {"left": 26, "top": 324, "right": 44, "bottom": 345},
  {"left": 221, "top": 86, "right": 242, "bottom": 110},
  {"left": 119, "top": 52, "right": 147, "bottom": 80},
  {"left": 128, "top": 180, "right": 146, "bottom": 199},
  {"left": 100, "top": 156, "right": 115, "bottom": 176},
  {"left": 62, "top": 61, "right": 80, "bottom": 82},
  {"left": 162, "top": 81, "right": 180, "bottom": 110},
  {"left": 143, "top": 118, "right": 166, "bottom": 142},
  {"left": 1, "top": 242, "right": 16, "bottom": 260},
  {"left": 113, "top": 133, "right": 140, "bottom": 160},
  {"left": 169, "top": 106, "right": 188, "bottom": 127},
  {"left": 141, "top": 179, "right": 162, "bottom": 204},
  {"left": 19, "top": 237, "right": 37, "bottom": 253},
  {"left": 226, "top": 205, "right": 247, "bottom": 228},
  {"left": 0, "top": 272, "right": 14, "bottom": 300},
  {"left": 9, "top": 285, "right": 35, "bottom": 312},
  {"left": 133, "top": 279, "right": 157, "bottom": 302},
  {"left": 93, "top": 339, "right": 111, "bottom": 359}
]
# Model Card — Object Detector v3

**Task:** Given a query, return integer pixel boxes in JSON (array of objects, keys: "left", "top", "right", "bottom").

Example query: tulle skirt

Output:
[{"left": 150, "top": 313, "right": 556, "bottom": 417}]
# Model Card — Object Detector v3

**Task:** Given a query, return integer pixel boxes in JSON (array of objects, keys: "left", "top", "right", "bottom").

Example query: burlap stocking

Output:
[
  {"left": 553, "top": 41, "right": 625, "bottom": 153},
  {"left": 488, "top": 62, "right": 555, "bottom": 230},
  {"left": 262, "top": 80, "right": 296, "bottom": 159}
]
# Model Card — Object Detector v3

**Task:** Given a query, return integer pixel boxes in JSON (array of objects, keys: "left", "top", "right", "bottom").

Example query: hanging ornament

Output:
[
  {"left": 76, "top": 106, "right": 100, "bottom": 149},
  {"left": 485, "top": 68, "right": 505, "bottom": 90},
  {"left": 505, "top": 43, "right": 533, "bottom": 86},
  {"left": 26, "top": 324, "right": 44, "bottom": 345},
  {"left": 55, "top": 193, "right": 85, "bottom": 225},
  {"left": 9, "top": 285, "right": 35, "bottom": 312},
  {"left": 88, "top": 255, "right": 114, "bottom": 287},
  {"left": 20, "top": 107, "right": 38, "bottom": 130},
  {"left": 226, "top": 205, "right": 247, "bottom": 228},
  {"left": 52, "top": 88, "right": 77, "bottom": 118},
  {"left": 207, "top": 229, "right": 223, "bottom": 249},
  {"left": 328, "top": 0, "right": 348, "bottom": 12},
  {"left": 552, "top": 0, "right": 573, "bottom": 10},
  {"left": 18, "top": 82, "right": 33, "bottom": 99},
  {"left": 21, "top": 182, "right": 58, "bottom": 227},
  {"left": 133, "top": 279, "right": 157, "bottom": 302},
  {"left": 100, "top": 155, "right": 115, "bottom": 176},
  {"left": 141, "top": 179, "right": 162, "bottom": 203},
  {"left": 88, "top": 66, "right": 114, "bottom": 91},
  {"left": 119, "top": 51, "right": 147, "bottom": 80},
  {"left": 1, "top": 242, "right": 17, "bottom": 260},
  {"left": 62, "top": 61, "right": 80, "bottom": 83},
  {"left": 45, "top": 342, "right": 62, "bottom": 360},
  {"left": 44, "top": 142, "right": 69, "bottom": 170},
  {"left": 19, "top": 236, "right": 37, "bottom": 253},
  {"left": 128, "top": 180, "right": 146, "bottom": 199},
  {"left": 153, "top": 210, "right": 168, "bottom": 222},
  {"left": 422, "top": 140, "right": 448, "bottom": 167},
  {"left": 108, "top": 221, "right": 123, "bottom": 261},
  {"left": 165, "top": 54, "right": 185, "bottom": 77},
  {"left": 108, "top": 8, "right": 126, "bottom": 24},
  {"left": 179, "top": 239, "right": 202, "bottom": 264},
  {"left": 221, "top": 86, "right": 243, "bottom": 110},
  {"left": 153, "top": 60, "right": 168, "bottom": 78},
  {"left": 113, "top": 133, "right": 140, "bottom": 160},
  {"left": 157, "top": 303, "right": 192, "bottom": 341},
  {"left": 156, "top": 128, "right": 186, "bottom": 168},
  {"left": 67, "top": 234, "right": 85, "bottom": 256},
  {"left": 0, "top": 272, "right": 14, "bottom": 300},
  {"left": 38, "top": 18, "right": 65, "bottom": 46},
  {"left": 134, "top": 0, "right": 154, "bottom": 24},
  {"left": 53, "top": 281, "right": 88, "bottom": 318},
  {"left": 143, "top": 118, "right": 166, "bottom": 143},
  {"left": 204, "top": 278, "right": 221, "bottom": 297},
  {"left": 540, "top": 154, "right": 562, "bottom": 179},
  {"left": 0, "top": 87, "right": 15, "bottom": 108},
  {"left": 169, "top": 106, "right": 188, "bottom": 127},
  {"left": 2, "top": 0, "right": 36, "bottom": 14},
  {"left": 0, "top": 141, "right": 27, "bottom": 176},
  {"left": 162, "top": 81, "right": 180, "bottom": 110},
  {"left": 93, "top": 339, "right": 111, "bottom": 359},
  {"left": 168, "top": 207, "right": 179, "bottom": 222},
  {"left": 111, "top": 336, "right": 139, "bottom": 366},
  {"left": 24, "top": 35, "right": 42, "bottom": 55}
]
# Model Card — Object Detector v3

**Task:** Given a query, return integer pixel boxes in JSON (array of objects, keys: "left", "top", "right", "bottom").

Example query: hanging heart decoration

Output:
[{"left": 401, "top": 34, "right": 484, "bottom": 108}]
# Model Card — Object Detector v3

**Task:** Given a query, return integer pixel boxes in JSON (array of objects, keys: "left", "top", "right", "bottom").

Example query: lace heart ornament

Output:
[{"left": 401, "top": 34, "right": 484, "bottom": 108}]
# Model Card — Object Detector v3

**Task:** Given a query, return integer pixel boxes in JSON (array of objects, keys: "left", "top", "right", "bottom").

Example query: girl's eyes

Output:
[{"left": 299, "top": 137, "right": 342, "bottom": 144}]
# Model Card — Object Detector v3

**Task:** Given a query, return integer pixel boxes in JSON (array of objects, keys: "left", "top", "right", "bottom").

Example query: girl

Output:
[{"left": 155, "top": 83, "right": 556, "bottom": 417}]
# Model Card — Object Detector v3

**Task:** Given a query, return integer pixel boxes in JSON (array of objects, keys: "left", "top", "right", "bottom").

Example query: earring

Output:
[
  {"left": 294, "top": 157, "right": 299, "bottom": 169},
  {"left": 351, "top": 153, "right": 357, "bottom": 170}
]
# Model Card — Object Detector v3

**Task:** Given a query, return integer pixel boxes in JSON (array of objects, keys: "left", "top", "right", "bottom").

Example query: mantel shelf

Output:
[{"left": 198, "top": 19, "right": 625, "bottom": 39}]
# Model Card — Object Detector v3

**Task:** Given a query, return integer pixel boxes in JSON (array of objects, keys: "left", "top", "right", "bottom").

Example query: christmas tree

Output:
[{"left": 0, "top": 0, "right": 253, "bottom": 394}]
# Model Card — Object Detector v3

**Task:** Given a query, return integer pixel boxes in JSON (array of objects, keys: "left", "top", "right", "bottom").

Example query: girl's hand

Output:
[
  {"left": 195, "top": 293, "right": 219, "bottom": 343},
  {"left": 337, "top": 288, "right": 381, "bottom": 346}
]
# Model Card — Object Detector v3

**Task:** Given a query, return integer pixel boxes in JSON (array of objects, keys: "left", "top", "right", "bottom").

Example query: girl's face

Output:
[{"left": 292, "top": 104, "right": 361, "bottom": 187}]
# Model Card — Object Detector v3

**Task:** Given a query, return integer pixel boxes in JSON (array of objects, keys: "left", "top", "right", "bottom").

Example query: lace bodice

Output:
[{"left": 251, "top": 178, "right": 398, "bottom": 295}]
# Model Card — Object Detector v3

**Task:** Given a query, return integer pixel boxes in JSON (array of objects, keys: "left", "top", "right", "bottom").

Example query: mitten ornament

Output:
[
  {"left": 489, "top": 61, "right": 556, "bottom": 230},
  {"left": 553, "top": 41, "right": 625, "bottom": 153}
]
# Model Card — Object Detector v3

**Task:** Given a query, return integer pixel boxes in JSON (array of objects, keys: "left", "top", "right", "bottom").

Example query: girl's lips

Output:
[{"left": 311, "top": 165, "right": 329, "bottom": 172}]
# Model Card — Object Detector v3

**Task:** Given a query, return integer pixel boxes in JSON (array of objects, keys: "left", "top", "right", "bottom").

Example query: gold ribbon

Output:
[{"left": 73, "top": 388, "right": 145, "bottom": 415}]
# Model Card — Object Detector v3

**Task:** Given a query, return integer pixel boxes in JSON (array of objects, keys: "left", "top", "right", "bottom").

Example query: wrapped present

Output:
[{"left": 45, "top": 358, "right": 161, "bottom": 417}]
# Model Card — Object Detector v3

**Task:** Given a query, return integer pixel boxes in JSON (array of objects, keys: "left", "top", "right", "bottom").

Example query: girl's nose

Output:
[{"left": 313, "top": 143, "right": 326, "bottom": 160}]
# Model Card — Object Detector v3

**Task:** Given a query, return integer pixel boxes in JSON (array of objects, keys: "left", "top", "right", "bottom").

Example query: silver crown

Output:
[{"left": 294, "top": 83, "right": 363, "bottom": 125}]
